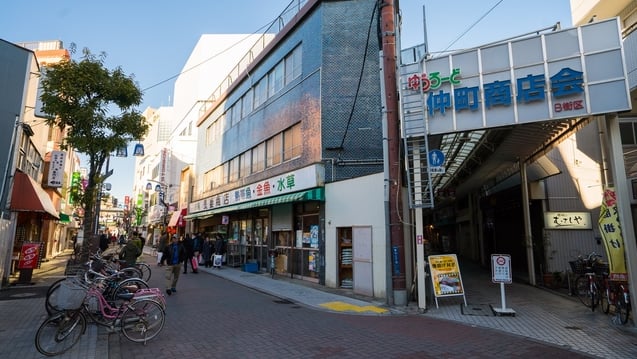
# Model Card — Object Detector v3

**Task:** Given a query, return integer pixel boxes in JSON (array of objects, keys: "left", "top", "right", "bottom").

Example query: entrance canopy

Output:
[
  {"left": 185, "top": 188, "right": 324, "bottom": 220},
  {"left": 9, "top": 170, "right": 59, "bottom": 219}
]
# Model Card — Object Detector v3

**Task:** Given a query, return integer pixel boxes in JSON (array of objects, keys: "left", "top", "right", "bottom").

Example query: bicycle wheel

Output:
[
  {"left": 575, "top": 276, "right": 593, "bottom": 308},
  {"left": 600, "top": 285, "right": 611, "bottom": 314},
  {"left": 109, "top": 278, "right": 150, "bottom": 307},
  {"left": 120, "top": 266, "right": 143, "bottom": 279},
  {"left": 45, "top": 278, "right": 66, "bottom": 315},
  {"left": 35, "top": 310, "right": 86, "bottom": 356},
  {"left": 590, "top": 283, "right": 599, "bottom": 312},
  {"left": 136, "top": 262, "right": 152, "bottom": 282},
  {"left": 120, "top": 299, "right": 165, "bottom": 344},
  {"left": 618, "top": 292, "right": 630, "bottom": 324}
]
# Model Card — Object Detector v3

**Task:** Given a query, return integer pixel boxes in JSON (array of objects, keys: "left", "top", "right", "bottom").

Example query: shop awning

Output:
[
  {"left": 9, "top": 170, "right": 59, "bottom": 219},
  {"left": 59, "top": 213, "right": 71, "bottom": 223},
  {"left": 168, "top": 207, "right": 187, "bottom": 227},
  {"left": 184, "top": 188, "right": 324, "bottom": 220}
]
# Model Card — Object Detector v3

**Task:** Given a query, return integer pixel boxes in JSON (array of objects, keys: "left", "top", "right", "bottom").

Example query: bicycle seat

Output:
[{"left": 116, "top": 292, "right": 135, "bottom": 301}]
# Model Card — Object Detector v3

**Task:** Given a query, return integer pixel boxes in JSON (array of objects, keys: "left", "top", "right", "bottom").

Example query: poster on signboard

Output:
[{"left": 428, "top": 254, "right": 465, "bottom": 297}]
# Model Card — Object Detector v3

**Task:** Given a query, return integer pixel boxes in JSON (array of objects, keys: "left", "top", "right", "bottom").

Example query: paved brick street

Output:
[
  {"left": 110, "top": 259, "right": 594, "bottom": 359},
  {"left": 1, "top": 250, "right": 636, "bottom": 358}
]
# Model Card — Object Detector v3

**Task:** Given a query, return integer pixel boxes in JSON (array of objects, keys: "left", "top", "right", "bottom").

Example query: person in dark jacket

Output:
[
  {"left": 160, "top": 234, "right": 187, "bottom": 296},
  {"left": 202, "top": 235, "right": 214, "bottom": 268},
  {"left": 182, "top": 233, "right": 196, "bottom": 274},
  {"left": 214, "top": 234, "right": 227, "bottom": 265},
  {"left": 99, "top": 231, "right": 109, "bottom": 252},
  {"left": 119, "top": 238, "right": 141, "bottom": 268}
]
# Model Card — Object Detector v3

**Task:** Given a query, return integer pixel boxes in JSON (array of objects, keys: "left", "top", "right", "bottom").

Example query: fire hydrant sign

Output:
[
  {"left": 491, "top": 254, "right": 512, "bottom": 284},
  {"left": 18, "top": 243, "right": 41, "bottom": 269}
]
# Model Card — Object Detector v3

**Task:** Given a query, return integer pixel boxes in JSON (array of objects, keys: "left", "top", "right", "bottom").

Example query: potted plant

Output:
[{"left": 543, "top": 271, "right": 563, "bottom": 289}]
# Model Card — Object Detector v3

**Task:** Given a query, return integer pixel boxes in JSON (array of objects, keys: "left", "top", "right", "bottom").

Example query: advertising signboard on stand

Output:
[{"left": 427, "top": 254, "right": 467, "bottom": 308}]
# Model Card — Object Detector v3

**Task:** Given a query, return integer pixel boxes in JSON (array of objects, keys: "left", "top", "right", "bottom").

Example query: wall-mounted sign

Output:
[
  {"left": 190, "top": 164, "right": 324, "bottom": 214},
  {"left": 47, "top": 151, "right": 65, "bottom": 188},
  {"left": 544, "top": 211, "right": 592, "bottom": 229}
]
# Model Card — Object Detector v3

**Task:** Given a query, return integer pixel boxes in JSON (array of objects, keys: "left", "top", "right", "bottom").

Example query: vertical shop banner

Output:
[
  {"left": 428, "top": 254, "right": 465, "bottom": 297},
  {"left": 598, "top": 187, "right": 628, "bottom": 281},
  {"left": 18, "top": 243, "right": 41, "bottom": 269},
  {"left": 47, "top": 150, "right": 66, "bottom": 187}
]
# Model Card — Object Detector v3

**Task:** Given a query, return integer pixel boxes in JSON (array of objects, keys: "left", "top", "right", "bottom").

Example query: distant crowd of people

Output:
[{"left": 158, "top": 231, "right": 227, "bottom": 296}]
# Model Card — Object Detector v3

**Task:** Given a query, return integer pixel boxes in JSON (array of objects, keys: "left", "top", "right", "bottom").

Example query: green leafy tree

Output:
[{"left": 39, "top": 46, "right": 149, "bottom": 256}]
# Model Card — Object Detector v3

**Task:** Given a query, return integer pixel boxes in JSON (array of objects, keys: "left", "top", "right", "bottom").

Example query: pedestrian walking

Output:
[
  {"left": 202, "top": 235, "right": 214, "bottom": 268},
  {"left": 182, "top": 233, "right": 196, "bottom": 273},
  {"left": 99, "top": 231, "right": 109, "bottom": 252},
  {"left": 160, "top": 234, "right": 186, "bottom": 296},
  {"left": 119, "top": 237, "right": 141, "bottom": 268},
  {"left": 214, "top": 233, "right": 227, "bottom": 265},
  {"left": 157, "top": 230, "right": 169, "bottom": 266},
  {"left": 193, "top": 232, "right": 203, "bottom": 265}
]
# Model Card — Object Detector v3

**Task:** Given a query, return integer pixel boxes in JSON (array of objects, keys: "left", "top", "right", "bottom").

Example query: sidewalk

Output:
[
  {"left": 182, "top": 250, "right": 637, "bottom": 359},
  {"left": 0, "top": 248, "right": 108, "bottom": 359}
]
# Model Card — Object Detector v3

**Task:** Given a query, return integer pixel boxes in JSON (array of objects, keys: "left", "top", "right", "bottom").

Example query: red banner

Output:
[{"left": 18, "top": 243, "right": 40, "bottom": 269}]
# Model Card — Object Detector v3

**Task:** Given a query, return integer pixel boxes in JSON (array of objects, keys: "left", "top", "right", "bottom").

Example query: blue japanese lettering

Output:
[
  {"left": 516, "top": 74, "right": 545, "bottom": 103},
  {"left": 550, "top": 67, "right": 583, "bottom": 97},
  {"left": 454, "top": 86, "right": 480, "bottom": 111},
  {"left": 483, "top": 80, "right": 512, "bottom": 108}
]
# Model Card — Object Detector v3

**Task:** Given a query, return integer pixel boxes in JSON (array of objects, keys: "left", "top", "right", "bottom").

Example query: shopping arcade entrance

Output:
[{"left": 398, "top": 17, "right": 637, "bottom": 312}]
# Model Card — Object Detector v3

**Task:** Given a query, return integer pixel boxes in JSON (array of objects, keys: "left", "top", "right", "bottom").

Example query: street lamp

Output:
[
  {"left": 146, "top": 179, "right": 169, "bottom": 225},
  {"left": 94, "top": 144, "right": 144, "bottom": 234}
]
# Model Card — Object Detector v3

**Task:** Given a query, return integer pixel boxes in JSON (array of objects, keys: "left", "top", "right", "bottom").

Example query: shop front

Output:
[{"left": 186, "top": 182, "right": 324, "bottom": 283}]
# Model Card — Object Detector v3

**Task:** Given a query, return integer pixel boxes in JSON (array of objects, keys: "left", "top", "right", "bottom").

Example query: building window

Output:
[
  {"left": 254, "top": 78, "right": 267, "bottom": 108},
  {"left": 204, "top": 170, "right": 214, "bottom": 192},
  {"left": 222, "top": 162, "right": 229, "bottom": 185},
  {"left": 252, "top": 142, "right": 266, "bottom": 173},
  {"left": 266, "top": 133, "right": 282, "bottom": 168},
  {"left": 285, "top": 45, "right": 302, "bottom": 85},
  {"left": 230, "top": 104, "right": 240, "bottom": 127},
  {"left": 229, "top": 157, "right": 239, "bottom": 182},
  {"left": 268, "top": 61, "right": 284, "bottom": 97},
  {"left": 242, "top": 89, "right": 253, "bottom": 118},
  {"left": 283, "top": 123, "right": 302, "bottom": 160},
  {"left": 240, "top": 150, "right": 252, "bottom": 178}
]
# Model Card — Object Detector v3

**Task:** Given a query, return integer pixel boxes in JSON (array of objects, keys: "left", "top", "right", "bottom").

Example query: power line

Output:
[
  {"left": 141, "top": 2, "right": 297, "bottom": 94},
  {"left": 438, "top": 0, "right": 504, "bottom": 55}
]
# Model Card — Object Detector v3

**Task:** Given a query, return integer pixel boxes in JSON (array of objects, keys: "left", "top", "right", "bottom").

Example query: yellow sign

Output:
[
  {"left": 428, "top": 254, "right": 464, "bottom": 297},
  {"left": 598, "top": 188, "right": 628, "bottom": 281}
]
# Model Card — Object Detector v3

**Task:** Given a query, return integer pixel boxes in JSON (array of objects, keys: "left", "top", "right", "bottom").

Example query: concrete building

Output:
[
  {"left": 184, "top": 0, "right": 394, "bottom": 299},
  {"left": 133, "top": 34, "right": 271, "bottom": 243},
  {"left": 0, "top": 39, "right": 80, "bottom": 286}
]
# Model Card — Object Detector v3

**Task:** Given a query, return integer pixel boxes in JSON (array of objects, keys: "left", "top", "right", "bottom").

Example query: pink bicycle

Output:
[{"left": 35, "top": 278, "right": 166, "bottom": 356}]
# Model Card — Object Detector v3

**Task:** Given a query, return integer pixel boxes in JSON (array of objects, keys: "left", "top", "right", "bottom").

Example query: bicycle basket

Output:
[
  {"left": 55, "top": 279, "right": 87, "bottom": 310},
  {"left": 569, "top": 260, "right": 590, "bottom": 275},
  {"left": 593, "top": 262, "right": 609, "bottom": 276}
]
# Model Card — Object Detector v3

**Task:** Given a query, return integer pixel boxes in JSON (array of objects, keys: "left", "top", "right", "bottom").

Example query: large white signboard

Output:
[{"left": 403, "top": 17, "right": 630, "bottom": 135}]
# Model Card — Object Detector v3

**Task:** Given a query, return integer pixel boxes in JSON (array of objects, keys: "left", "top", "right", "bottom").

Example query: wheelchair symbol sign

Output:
[{"left": 428, "top": 150, "right": 445, "bottom": 167}]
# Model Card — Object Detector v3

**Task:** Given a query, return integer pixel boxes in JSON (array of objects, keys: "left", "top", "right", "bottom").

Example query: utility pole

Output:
[{"left": 380, "top": 0, "right": 407, "bottom": 305}]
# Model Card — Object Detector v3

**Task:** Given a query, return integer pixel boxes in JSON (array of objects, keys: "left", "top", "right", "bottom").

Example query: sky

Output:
[{"left": 0, "top": 0, "right": 573, "bottom": 203}]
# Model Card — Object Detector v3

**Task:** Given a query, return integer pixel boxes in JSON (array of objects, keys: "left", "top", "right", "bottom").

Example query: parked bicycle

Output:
[
  {"left": 268, "top": 249, "right": 277, "bottom": 279},
  {"left": 46, "top": 262, "right": 150, "bottom": 315},
  {"left": 571, "top": 252, "right": 605, "bottom": 312},
  {"left": 599, "top": 273, "right": 631, "bottom": 324},
  {"left": 35, "top": 277, "right": 165, "bottom": 356}
]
